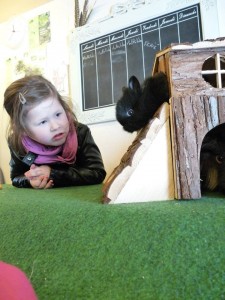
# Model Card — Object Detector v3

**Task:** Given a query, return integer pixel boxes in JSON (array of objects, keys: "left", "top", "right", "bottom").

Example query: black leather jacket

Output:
[{"left": 9, "top": 123, "right": 106, "bottom": 188}]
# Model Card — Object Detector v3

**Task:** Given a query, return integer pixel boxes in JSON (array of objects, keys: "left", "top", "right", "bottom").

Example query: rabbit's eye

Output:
[
  {"left": 127, "top": 109, "right": 134, "bottom": 116},
  {"left": 216, "top": 155, "right": 223, "bottom": 164}
]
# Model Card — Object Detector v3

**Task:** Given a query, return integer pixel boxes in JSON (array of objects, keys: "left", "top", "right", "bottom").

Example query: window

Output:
[{"left": 202, "top": 53, "right": 225, "bottom": 88}]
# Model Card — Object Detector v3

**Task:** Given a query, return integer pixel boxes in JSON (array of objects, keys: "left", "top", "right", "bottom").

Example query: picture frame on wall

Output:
[{"left": 69, "top": 0, "right": 222, "bottom": 125}]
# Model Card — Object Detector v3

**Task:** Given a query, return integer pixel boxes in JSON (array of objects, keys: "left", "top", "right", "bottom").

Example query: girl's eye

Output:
[
  {"left": 39, "top": 120, "right": 47, "bottom": 125},
  {"left": 56, "top": 112, "right": 62, "bottom": 117}
]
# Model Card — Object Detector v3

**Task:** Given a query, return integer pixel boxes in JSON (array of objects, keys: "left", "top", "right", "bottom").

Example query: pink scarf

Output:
[{"left": 22, "top": 123, "right": 78, "bottom": 165}]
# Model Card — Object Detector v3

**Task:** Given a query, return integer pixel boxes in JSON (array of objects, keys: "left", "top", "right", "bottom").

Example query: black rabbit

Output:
[
  {"left": 200, "top": 124, "right": 225, "bottom": 193},
  {"left": 116, "top": 72, "right": 170, "bottom": 133}
]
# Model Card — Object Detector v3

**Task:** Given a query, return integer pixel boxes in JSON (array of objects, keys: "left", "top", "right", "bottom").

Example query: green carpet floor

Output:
[{"left": 0, "top": 184, "right": 225, "bottom": 299}]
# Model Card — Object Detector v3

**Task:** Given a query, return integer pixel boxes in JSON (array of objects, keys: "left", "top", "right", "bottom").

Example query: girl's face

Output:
[{"left": 24, "top": 96, "right": 70, "bottom": 147}]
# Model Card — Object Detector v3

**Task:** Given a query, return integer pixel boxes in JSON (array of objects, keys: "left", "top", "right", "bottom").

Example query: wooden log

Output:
[{"left": 171, "top": 95, "right": 225, "bottom": 199}]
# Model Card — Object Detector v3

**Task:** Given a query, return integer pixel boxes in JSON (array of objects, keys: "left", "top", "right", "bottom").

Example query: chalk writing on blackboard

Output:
[{"left": 80, "top": 4, "right": 202, "bottom": 111}]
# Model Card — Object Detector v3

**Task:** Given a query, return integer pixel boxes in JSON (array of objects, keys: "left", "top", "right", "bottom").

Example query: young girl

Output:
[{"left": 4, "top": 75, "right": 106, "bottom": 189}]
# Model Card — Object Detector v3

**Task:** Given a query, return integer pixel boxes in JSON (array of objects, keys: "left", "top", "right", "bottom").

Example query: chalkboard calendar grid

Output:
[{"left": 80, "top": 4, "right": 202, "bottom": 112}]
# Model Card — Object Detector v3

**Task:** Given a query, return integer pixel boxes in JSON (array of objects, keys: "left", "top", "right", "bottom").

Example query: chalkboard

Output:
[
  {"left": 70, "top": 0, "right": 220, "bottom": 124},
  {"left": 80, "top": 4, "right": 202, "bottom": 112}
]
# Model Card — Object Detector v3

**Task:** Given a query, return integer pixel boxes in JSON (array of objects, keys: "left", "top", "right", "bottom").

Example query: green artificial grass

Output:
[{"left": 1, "top": 184, "right": 225, "bottom": 299}]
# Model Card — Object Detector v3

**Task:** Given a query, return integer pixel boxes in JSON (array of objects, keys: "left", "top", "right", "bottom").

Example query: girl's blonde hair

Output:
[{"left": 4, "top": 75, "right": 77, "bottom": 155}]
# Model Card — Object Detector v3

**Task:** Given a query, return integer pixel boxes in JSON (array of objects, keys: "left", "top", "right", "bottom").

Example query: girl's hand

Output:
[
  {"left": 24, "top": 164, "right": 51, "bottom": 179},
  {"left": 29, "top": 175, "right": 54, "bottom": 189},
  {"left": 24, "top": 164, "right": 53, "bottom": 189}
]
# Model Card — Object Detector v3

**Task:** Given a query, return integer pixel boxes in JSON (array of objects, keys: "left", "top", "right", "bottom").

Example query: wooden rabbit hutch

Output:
[{"left": 103, "top": 39, "right": 225, "bottom": 203}]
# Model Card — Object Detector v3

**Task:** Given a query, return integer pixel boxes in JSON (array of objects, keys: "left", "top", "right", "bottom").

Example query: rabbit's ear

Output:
[{"left": 128, "top": 76, "right": 141, "bottom": 93}]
